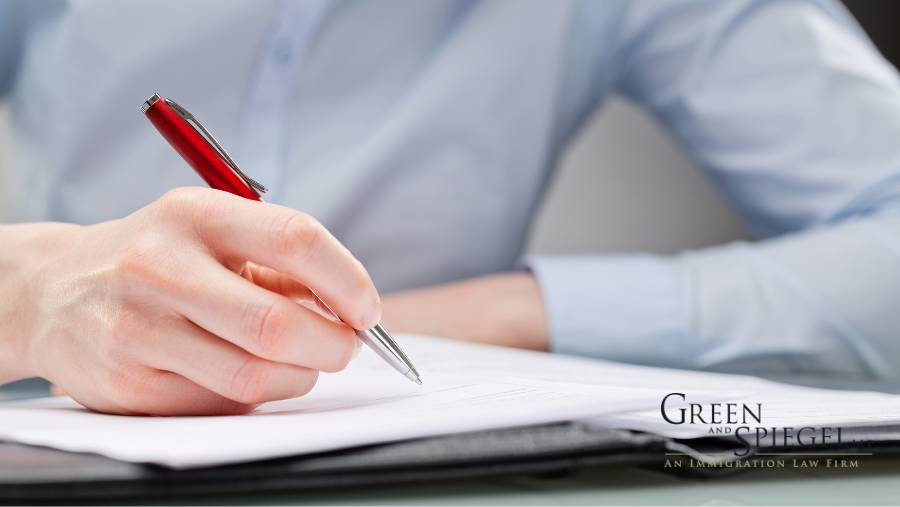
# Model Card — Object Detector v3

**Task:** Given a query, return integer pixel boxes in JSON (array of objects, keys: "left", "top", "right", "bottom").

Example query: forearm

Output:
[
  {"left": 529, "top": 213, "right": 900, "bottom": 379},
  {"left": 380, "top": 272, "right": 549, "bottom": 351},
  {"left": 686, "top": 213, "right": 900, "bottom": 379},
  {"left": 381, "top": 212, "right": 900, "bottom": 381}
]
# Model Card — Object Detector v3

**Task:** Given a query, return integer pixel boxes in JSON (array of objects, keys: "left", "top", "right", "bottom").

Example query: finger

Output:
[
  {"left": 239, "top": 263, "right": 365, "bottom": 361},
  {"left": 241, "top": 262, "right": 339, "bottom": 321},
  {"left": 170, "top": 259, "right": 358, "bottom": 373},
  {"left": 139, "top": 317, "right": 319, "bottom": 405},
  {"left": 162, "top": 188, "right": 381, "bottom": 330},
  {"left": 74, "top": 367, "right": 259, "bottom": 416}
]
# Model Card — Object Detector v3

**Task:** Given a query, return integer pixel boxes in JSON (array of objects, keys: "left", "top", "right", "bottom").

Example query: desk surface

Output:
[{"left": 39, "top": 456, "right": 897, "bottom": 506}]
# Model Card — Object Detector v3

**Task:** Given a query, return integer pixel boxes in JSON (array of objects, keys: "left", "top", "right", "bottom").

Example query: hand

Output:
[
  {"left": 0, "top": 188, "right": 381, "bottom": 416},
  {"left": 379, "top": 272, "right": 549, "bottom": 351}
]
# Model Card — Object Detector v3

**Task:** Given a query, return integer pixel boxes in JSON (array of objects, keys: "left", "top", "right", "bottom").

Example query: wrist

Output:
[{"left": 0, "top": 222, "right": 81, "bottom": 383}]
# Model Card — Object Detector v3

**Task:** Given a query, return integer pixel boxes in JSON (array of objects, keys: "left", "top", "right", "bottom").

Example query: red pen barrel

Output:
[{"left": 143, "top": 99, "right": 262, "bottom": 202}]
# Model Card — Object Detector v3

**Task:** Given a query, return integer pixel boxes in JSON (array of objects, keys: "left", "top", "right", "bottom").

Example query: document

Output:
[
  {"left": 586, "top": 381, "right": 900, "bottom": 440},
  {"left": 2, "top": 335, "right": 898, "bottom": 468},
  {"left": 0, "top": 335, "right": 691, "bottom": 469},
  {"left": 415, "top": 338, "right": 900, "bottom": 441}
]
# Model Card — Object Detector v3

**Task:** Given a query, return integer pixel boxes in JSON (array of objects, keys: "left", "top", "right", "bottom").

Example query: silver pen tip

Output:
[{"left": 415, "top": 378, "right": 423, "bottom": 386}]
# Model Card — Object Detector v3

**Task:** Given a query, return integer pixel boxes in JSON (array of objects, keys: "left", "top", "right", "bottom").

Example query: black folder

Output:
[{"left": 2, "top": 375, "right": 900, "bottom": 501}]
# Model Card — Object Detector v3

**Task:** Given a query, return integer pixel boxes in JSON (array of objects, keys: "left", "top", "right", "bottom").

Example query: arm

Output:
[{"left": 384, "top": 0, "right": 900, "bottom": 381}]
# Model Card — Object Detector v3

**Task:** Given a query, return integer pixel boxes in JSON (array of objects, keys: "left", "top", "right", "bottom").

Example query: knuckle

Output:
[
  {"left": 155, "top": 187, "right": 198, "bottom": 218},
  {"left": 155, "top": 188, "right": 226, "bottom": 240},
  {"left": 292, "top": 369, "right": 319, "bottom": 397},
  {"left": 112, "top": 238, "right": 181, "bottom": 294},
  {"left": 229, "top": 357, "right": 273, "bottom": 404},
  {"left": 272, "top": 212, "right": 323, "bottom": 264},
  {"left": 319, "top": 325, "right": 358, "bottom": 373},
  {"left": 107, "top": 362, "right": 155, "bottom": 404},
  {"left": 214, "top": 399, "right": 258, "bottom": 416},
  {"left": 349, "top": 259, "right": 376, "bottom": 297},
  {"left": 214, "top": 398, "right": 259, "bottom": 416},
  {"left": 243, "top": 299, "right": 293, "bottom": 358},
  {"left": 105, "top": 309, "right": 144, "bottom": 354}
]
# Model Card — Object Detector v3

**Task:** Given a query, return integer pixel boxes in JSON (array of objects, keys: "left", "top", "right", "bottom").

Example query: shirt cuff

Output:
[{"left": 524, "top": 254, "right": 692, "bottom": 368}]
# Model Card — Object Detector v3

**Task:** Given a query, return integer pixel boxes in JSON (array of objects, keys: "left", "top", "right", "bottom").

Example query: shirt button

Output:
[{"left": 273, "top": 40, "right": 293, "bottom": 64}]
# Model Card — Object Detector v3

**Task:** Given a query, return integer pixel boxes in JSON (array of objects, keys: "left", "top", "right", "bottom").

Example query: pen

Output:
[{"left": 140, "top": 93, "right": 422, "bottom": 385}]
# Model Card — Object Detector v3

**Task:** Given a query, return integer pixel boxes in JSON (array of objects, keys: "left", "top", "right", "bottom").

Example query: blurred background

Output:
[{"left": 0, "top": 0, "right": 897, "bottom": 397}]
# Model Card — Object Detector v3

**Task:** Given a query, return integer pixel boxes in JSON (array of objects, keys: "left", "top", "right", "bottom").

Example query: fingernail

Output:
[
  {"left": 360, "top": 299, "right": 382, "bottom": 329},
  {"left": 351, "top": 337, "right": 364, "bottom": 360}
]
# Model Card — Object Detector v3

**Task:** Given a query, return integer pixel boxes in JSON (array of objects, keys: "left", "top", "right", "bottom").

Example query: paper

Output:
[
  {"left": 3, "top": 335, "right": 896, "bottom": 468},
  {"left": 585, "top": 380, "right": 900, "bottom": 440},
  {"left": 0, "top": 335, "right": 685, "bottom": 469},
  {"left": 414, "top": 339, "right": 900, "bottom": 441}
]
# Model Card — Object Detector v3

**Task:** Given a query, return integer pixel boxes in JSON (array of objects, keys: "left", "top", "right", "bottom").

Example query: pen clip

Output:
[{"left": 164, "top": 98, "right": 268, "bottom": 194}]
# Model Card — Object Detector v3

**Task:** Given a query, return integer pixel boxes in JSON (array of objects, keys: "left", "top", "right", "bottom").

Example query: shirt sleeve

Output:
[{"left": 531, "top": 0, "right": 900, "bottom": 380}]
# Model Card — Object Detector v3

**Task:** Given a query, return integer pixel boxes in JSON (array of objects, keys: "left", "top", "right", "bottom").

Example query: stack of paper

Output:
[{"left": 0, "top": 334, "right": 898, "bottom": 468}]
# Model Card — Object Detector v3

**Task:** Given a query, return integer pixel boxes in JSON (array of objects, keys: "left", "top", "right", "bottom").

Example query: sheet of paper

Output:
[
  {"left": 585, "top": 381, "right": 900, "bottom": 440},
  {"left": 412, "top": 338, "right": 900, "bottom": 441},
  {"left": 4, "top": 334, "right": 894, "bottom": 468},
  {"left": 0, "top": 335, "right": 697, "bottom": 469}
]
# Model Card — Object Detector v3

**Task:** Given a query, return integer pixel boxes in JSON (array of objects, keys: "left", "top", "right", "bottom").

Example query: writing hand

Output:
[{"left": 0, "top": 187, "right": 380, "bottom": 415}]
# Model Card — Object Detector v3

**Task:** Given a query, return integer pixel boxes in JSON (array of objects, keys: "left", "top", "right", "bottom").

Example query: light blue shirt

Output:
[{"left": 2, "top": 0, "right": 900, "bottom": 380}]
